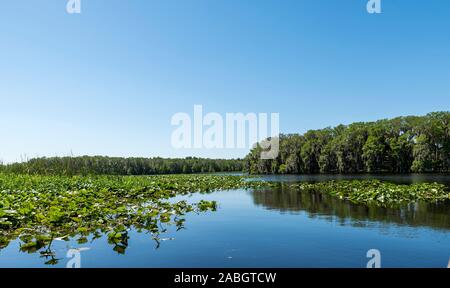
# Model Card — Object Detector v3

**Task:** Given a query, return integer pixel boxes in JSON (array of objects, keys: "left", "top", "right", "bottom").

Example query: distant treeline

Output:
[
  {"left": 2, "top": 112, "right": 449, "bottom": 176},
  {"left": 245, "top": 112, "right": 450, "bottom": 174},
  {"left": 0, "top": 156, "right": 243, "bottom": 176}
]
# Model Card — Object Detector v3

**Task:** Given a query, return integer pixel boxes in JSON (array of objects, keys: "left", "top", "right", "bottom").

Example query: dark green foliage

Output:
[
  {"left": 0, "top": 156, "right": 243, "bottom": 176},
  {"left": 245, "top": 112, "right": 450, "bottom": 174}
]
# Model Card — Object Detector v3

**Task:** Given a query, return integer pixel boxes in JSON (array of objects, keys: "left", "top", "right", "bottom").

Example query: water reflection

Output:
[
  {"left": 251, "top": 183, "right": 450, "bottom": 231},
  {"left": 3, "top": 205, "right": 194, "bottom": 265},
  {"left": 257, "top": 174, "right": 450, "bottom": 187},
  {"left": 2, "top": 175, "right": 450, "bottom": 267}
]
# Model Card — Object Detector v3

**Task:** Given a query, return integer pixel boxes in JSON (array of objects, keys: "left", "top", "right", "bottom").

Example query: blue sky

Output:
[{"left": 1, "top": 0, "right": 449, "bottom": 163}]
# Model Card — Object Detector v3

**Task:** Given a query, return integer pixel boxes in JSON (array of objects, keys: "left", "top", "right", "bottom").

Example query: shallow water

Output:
[{"left": 0, "top": 175, "right": 449, "bottom": 268}]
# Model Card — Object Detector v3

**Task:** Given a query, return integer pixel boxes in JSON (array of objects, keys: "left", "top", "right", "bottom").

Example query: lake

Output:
[{"left": 0, "top": 174, "right": 449, "bottom": 268}]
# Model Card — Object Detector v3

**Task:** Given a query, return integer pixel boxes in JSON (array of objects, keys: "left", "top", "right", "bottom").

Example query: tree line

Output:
[
  {"left": 1, "top": 112, "right": 448, "bottom": 176},
  {"left": 0, "top": 156, "right": 243, "bottom": 176},
  {"left": 245, "top": 112, "right": 450, "bottom": 174}
]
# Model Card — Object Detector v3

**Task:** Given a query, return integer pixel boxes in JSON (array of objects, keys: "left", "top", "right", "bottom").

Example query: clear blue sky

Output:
[{"left": 1, "top": 0, "right": 449, "bottom": 163}]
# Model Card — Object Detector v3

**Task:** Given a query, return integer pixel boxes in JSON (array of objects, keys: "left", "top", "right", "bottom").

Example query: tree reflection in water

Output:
[{"left": 251, "top": 183, "right": 450, "bottom": 231}]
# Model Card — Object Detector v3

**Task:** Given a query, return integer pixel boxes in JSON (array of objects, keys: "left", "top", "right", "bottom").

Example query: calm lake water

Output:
[{"left": 0, "top": 174, "right": 449, "bottom": 268}]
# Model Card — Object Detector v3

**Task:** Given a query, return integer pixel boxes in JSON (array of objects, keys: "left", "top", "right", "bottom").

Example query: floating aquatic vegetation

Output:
[
  {"left": 0, "top": 174, "right": 270, "bottom": 259},
  {"left": 289, "top": 180, "right": 449, "bottom": 207}
]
